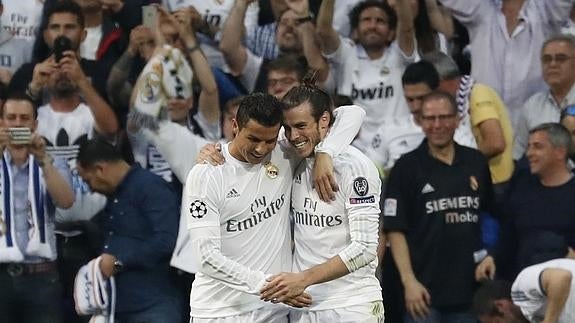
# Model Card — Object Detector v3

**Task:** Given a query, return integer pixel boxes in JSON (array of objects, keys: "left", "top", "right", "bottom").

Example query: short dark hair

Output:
[
  {"left": 3, "top": 92, "right": 38, "bottom": 119},
  {"left": 77, "top": 138, "right": 123, "bottom": 168},
  {"left": 472, "top": 280, "right": 512, "bottom": 317},
  {"left": 282, "top": 83, "right": 335, "bottom": 127},
  {"left": 267, "top": 55, "right": 308, "bottom": 82},
  {"left": 349, "top": 0, "right": 397, "bottom": 31},
  {"left": 421, "top": 90, "right": 458, "bottom": 115},
  {"left": 235, "top": 93, "right": 284, "bottom": 129},
  {"left": 529, "top": 122, "right": 573, "bottom": 159},
  {"left": 44, "top": 0, "right": 85, "bottom": 31},
  {"left": 402, "top": 61, "right": 440, "bottom": 89}
]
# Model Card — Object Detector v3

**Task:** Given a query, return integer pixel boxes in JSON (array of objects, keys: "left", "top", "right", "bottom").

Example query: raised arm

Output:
[
  {"left": 173, "top": 8, "right": 220, "bottom": 125},
  {"left": 288, "top": 0, "right": 330, "bottom": 83},
  {"left": 61, "top": 51, "right": 119, "bottom": 136},
  {"left": 316, "top": 0, "right": 341, "bottom": 55},
  {"left": 219, "top": 0, "right": 256, "bottom": 76},
  {"left": 425, "top": 0, "right": 454, "bottom": 39},
  {"left": 30, "top": 135, "right": 74, "bottom": 209},
  {"left": 394, "top": 0, "right": 416, "bottom": 56}
]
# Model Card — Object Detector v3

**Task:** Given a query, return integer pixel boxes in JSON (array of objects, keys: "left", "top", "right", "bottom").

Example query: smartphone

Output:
[
  {"left": 53, "top": 36, "right": 72, "bottom": 63},
  {"left": 8, "top": 127, "right": 32, "bottom": 145},
  {"left": 142, "top": 5, "right": 158, "bottom": 30}
]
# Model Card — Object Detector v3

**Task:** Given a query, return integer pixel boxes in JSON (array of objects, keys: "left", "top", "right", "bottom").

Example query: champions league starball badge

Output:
[
  {"left": 190, "top": 200, "right": 208, "bottom": 219},
  {"left": 264, "top": 162, "right": 279, "bottom": 179}
]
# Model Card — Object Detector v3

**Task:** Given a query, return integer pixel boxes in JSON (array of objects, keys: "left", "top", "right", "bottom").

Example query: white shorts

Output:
[
  {"left": 290, "top": 301, "right": 384, "bottom": 323},
  {"left": 191, "top": 305, "right": 289, "bottom": 323}
]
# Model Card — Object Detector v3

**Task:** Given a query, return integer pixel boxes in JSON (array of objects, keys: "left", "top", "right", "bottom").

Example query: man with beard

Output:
[
  {"left": 316, "top": 0, "right": 416, "bottom": 152},
  {"left": 220, "top": 0, "right": 328, "bottom": 93},
  {"left": 10, "top": 3, "right": 119, "bottom": 321},
  {"left": 8, "top": 0, "right": 119, "bottom": 137}
]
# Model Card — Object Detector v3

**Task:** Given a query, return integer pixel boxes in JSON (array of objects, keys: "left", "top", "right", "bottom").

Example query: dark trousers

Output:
[{"left": 0, "top": 264, "right": 63, "bottom": 323}]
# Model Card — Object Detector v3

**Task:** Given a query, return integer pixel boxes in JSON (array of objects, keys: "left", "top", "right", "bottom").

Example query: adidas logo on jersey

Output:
[
  {"left": 226, "top": 188, "right": 240, "bottom": 198},
  {"left": 421, "top": 183, "right": 435, "bottom": 194}
]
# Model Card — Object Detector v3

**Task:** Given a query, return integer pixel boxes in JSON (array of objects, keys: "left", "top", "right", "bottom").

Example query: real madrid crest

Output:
[
  {"left": 264, "top": 162, "right": 279, "bottom": 179},
  {"left": 470, "top": 176, "right": 479, "bottom": 191}
]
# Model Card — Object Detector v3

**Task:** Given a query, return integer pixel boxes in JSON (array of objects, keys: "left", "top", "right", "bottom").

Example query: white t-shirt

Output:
[
  {"left": 0, "top": 0, "right": 43, "bottom": 42},
  {"left": 183, "top": 143, "right": 295, "bottom": 318},
  {"left": 291, "top": 145, "right": 382, "bottom": 311},
  {"left": 161, "top": 0, "right": 259, "bottom": 69},
  {"left": 37, "top": 103, "right": 106, "bottom": 223},
  {"left": 80, "top": 25, "right": 103, "bottom": 61},
  {"left": 326, "top": 37, "right": 416, "bottom": 152},
  {"left": 512, "top": 258, "right": 575, "bottom": 323}
]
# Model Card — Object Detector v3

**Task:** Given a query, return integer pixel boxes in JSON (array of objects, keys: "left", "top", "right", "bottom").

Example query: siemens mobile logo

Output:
[
  {"left": 425, "top": 196, "right": 480, "bottom": 224},
  {"left": 425, "top": 196, "right": 479, "bottom": 214}
]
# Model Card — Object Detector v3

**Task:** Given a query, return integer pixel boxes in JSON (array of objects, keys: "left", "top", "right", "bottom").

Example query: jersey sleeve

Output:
[
  {"left": 182, "top": 165, "right": 267, "bottom": 295},
  {"left": 143, "top": 120, "right": 210, "bottom": 183},
  {"left": 511, "top": 262, "right": 548, "bottom": 322},
  {"left": 323, "top": 35, "right": 355, "bottom": 65},
  {"left": 382, "top": 156, "right": 412, "bottom": 232},
  {"left": 315, "top": 105, "right": 366, "bottom": 157},
  {"left": 469, "top": 84, "right": 501, "bottom": 126},
  {"left": 338, "top": 158, "right": 382, "bottom": 272}
]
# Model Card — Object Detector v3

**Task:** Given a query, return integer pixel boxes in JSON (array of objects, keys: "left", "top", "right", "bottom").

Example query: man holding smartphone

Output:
[{"left": 0, "top": 93, "right": 74, "bottom": 323}]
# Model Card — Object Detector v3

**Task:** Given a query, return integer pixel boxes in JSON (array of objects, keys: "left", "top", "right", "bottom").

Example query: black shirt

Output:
[{"left": 383, "top": 140, "right": 494, "bottom": 307}]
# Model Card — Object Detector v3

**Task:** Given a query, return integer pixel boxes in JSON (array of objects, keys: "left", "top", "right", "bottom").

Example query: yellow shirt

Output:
[{"left": 469, "top": 84, "right": 514, "bottom": 184}]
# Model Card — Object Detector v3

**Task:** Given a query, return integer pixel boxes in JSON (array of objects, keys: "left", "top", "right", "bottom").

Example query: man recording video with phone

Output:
[
  {"left": 7, "top": 3, "right": 119, "bottom": 321},
  {"left": 0, "top": 93, "right": 74, "bottom": 323}
]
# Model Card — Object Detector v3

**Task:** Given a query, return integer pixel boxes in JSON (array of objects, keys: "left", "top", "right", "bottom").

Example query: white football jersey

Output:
[
  {"left": 512, "top": 259, "right": 575, "bottom": 323},
  {"left": 365, "top": 115, "right": 424, "bottom": 173},
  {"left": 291, "top": 146, "right": 382, "bottom": 311},
  {"left": 327, "top": 38, "right": 415, "bottom": 152},
  {"left": 0, "top": 0, "right": 43, "bottom": 42},
  {"left": 184, "top": 143, "right": 294, "bottom": 318}
]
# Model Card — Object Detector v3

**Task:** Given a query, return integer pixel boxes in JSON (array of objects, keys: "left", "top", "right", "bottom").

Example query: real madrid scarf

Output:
[
  {"left": 74, "top": 256, "right": 116, "bottom": 323},
  {"left": 454, "top": 75, "right": 479, "bottom": 149},
  {"left": 129, "top": 45, "right": 193, "bottom": 130},
  {"left": 0, "top": 152, "right": 52, "bottom": 262}
]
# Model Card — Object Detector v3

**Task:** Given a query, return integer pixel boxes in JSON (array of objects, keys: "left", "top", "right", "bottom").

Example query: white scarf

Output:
[
  {"left": 74, "top": 256, "right": 116, "bottom": 323},
  {"left": 129, "top": 45, "right": 193, "bottom": 130},
  {"left": 0, "top": 152, "right": 52, "bottom": 262},
  {"left": 454, "top": 75, "right": 479, "bottom": 149}
]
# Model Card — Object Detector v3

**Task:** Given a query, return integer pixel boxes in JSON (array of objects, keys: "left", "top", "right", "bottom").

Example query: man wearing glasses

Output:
[
  {"left": 514, "top": 35, "right": 575, "bottom": 159},
  {"left": 384, "top": 91, "right": 495, "bottom": 323}
]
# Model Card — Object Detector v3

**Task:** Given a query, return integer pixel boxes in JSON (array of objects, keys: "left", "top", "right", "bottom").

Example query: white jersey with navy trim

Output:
[
  {"left": 326, "top": 37, "right": 416, "bottom": 152},
  {"left": 291, "top": 145, "right": 382, "bottom": 311},
  {"left": 184, "top": 143, "right": 294, "bottom": 318},
  {"left": 512, "top": 258, "right": 575, "bottom": 323}
]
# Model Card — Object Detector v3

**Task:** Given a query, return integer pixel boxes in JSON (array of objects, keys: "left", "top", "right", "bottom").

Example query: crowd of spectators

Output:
[{"left": 2, "top": 0, "right": 575, "bottom": 322}]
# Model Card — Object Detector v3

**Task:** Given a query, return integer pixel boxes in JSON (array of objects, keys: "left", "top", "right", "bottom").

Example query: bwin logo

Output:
[{"left": 351, "top": 82, "right": 393, "bottom": 100}]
